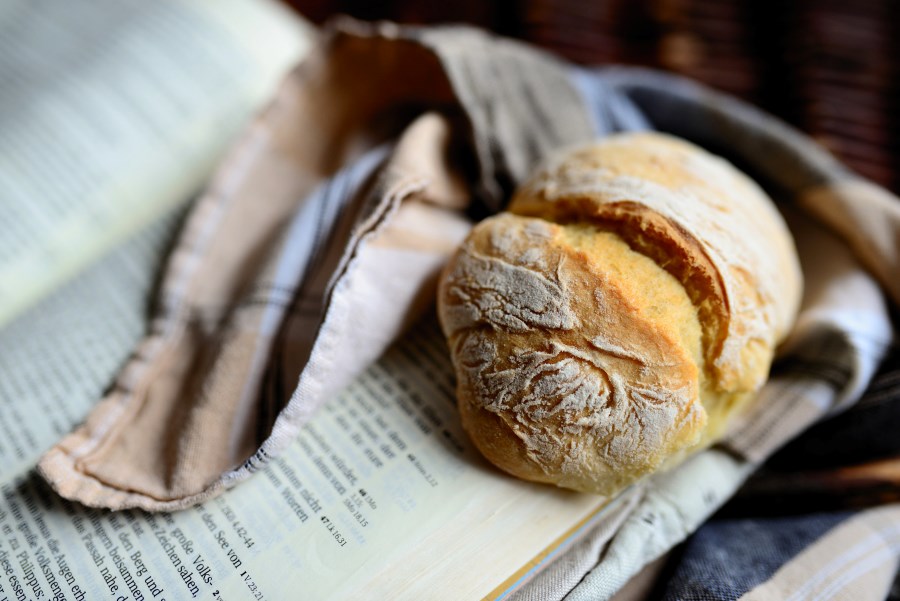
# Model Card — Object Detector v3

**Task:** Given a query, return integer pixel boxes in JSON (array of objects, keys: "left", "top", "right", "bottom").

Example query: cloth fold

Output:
[
  {"left": 38, "top": 19, "right": 587, "bottom": 510},
  {"left": 37, "top": 18, "right": 900, "bottom": 601}
]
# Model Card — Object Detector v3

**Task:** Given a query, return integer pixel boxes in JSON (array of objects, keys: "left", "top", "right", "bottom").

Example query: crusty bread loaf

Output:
[{"left": 437, "top": 132, "right": 802, "bottom": 495}]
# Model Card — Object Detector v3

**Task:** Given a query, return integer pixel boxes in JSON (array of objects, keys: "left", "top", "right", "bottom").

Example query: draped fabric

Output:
[{"left": 36, "top": 19, "right": 900, "bottom": 599}]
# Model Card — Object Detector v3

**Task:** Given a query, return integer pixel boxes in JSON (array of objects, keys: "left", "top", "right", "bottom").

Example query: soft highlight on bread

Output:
[{"left": 438, "top": 132, "right": 802, "bottom": 495}]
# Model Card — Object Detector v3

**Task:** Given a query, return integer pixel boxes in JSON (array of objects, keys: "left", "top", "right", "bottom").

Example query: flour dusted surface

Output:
[{"left": 437, "top": 133, "right": 802, "bottom": 494}]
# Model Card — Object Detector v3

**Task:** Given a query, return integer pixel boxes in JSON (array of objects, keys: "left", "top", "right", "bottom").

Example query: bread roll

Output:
[{"left": 437, "top": 132, "right": 802, "bottom": 495}]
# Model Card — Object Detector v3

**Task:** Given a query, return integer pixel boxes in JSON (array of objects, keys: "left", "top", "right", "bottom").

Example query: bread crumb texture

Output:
[{"left": 438, "top": 133, "right": 802, "bottom": 494}]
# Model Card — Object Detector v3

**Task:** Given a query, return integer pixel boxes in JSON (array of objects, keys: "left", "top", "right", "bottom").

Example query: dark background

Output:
[{"left": 283, "top": 0, "right": 899, "bottom": 193}]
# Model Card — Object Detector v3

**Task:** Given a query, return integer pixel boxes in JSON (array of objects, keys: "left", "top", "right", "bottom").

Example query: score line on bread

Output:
[{"left": 437, "top": 133, "right": 802, "bottom": 496}]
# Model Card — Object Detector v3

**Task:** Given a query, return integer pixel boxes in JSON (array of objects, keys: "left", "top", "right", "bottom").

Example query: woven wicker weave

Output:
[{"left": 287, "top": 0, "right": 899, "bottom": 192}]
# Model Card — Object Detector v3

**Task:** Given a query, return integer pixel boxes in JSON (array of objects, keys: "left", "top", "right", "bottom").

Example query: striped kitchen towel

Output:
[{"left": 30, "top": 18, "right": 900, "bottom": 599}]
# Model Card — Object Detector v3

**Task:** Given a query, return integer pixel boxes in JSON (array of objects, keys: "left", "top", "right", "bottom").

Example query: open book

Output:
[
  {"left": 0, "top": 1, "right": 619, "bottom": 599},
  {"left": 0, "top": 0, "right": 312, "bottom": 329},
  {"left": 2, "top": 309, "right": 619, "bottom": 600}
]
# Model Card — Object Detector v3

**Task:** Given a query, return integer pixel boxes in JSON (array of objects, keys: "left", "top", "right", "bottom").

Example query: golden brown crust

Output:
[{"left": 438, "top": 133, "right": 802, "bottom": 495}]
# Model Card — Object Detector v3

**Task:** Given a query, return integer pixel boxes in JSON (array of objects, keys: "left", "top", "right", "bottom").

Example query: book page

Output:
[
  {"left": 0, "top": 210, "right": 182, "bottom": 482},
  {"left": 0, "top": 315, "right": 613, "bottom": 600},
  {"left": 0, "top": 0, "right": 312, "bottom": 328}
]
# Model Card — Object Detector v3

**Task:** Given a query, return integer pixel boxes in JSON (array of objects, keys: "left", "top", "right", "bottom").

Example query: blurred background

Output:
[{"left": 284, "top": 0, "right": 900, "bottom": 194}]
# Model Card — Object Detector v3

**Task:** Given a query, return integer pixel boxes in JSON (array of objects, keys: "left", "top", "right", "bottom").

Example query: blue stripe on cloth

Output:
[
  {"left": 660, "top": 511, "right": 854, "bottom": 601},
  {"left": 767, "top": 347, "right": 900, "bottom": 471},
  {"left": 234, "top": 144, "right": 391, "bottom": 448},
  {"left": 568, "top": 67, "right": 650, "bottom": 136},
  {"left": 255, "top": 143, "right": 390, "bottom": 336}
]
